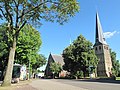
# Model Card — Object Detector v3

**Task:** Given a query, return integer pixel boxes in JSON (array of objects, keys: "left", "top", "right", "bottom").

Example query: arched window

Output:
[
  {"left": 99, "top": 46, "right": 101, "bottom": 50},
  {"left": 95, "top": 47, "right": 97, "bottom": 51}
]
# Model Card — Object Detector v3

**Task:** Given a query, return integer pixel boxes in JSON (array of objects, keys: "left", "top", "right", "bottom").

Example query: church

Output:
[
  {"left": 45, "top": 53, "right": 67, "bottom": 78},
  {"left": 45, "top": 13, "right": 113, "bottom": 78},
  {"left": 93, "top": 12, "right": 112, "bottom": 77}
]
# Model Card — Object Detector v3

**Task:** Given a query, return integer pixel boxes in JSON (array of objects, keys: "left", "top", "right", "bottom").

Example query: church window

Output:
[
  {"left": 99, "top": 46, "right": 101, "bottom": 50},
  {"left": 104, "top": 46, "right": 106, "bottom": 49},
  {"left": 106, "top": 47, "right": 108, "bottom": 50},
  {"left": 104, "top": 46, "right": 108, "bottom": 50},
  {"left": 95, "top": 47, "right": 97, "bottom": 51}
]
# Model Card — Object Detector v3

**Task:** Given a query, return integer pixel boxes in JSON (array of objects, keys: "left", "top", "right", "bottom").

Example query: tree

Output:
[
  {"left": 0, "top": 24, "right": 46, "bottom": 80},
  {"left": 15, "top": 24, "right": 46, "bottom": 75},
  {"left": 15, "top": 24, "right": 42, "bottom": 65},
  {"left": 0, "top": 0, "right": 79, "bottom": 86},
  {"left": 110, "top": 49, "right": 120, "bottom": 76},
  {"left": 32, "top": 54, "right": 46, "bottom": 71},
  {"left": 50, "top": 62, "right": 62, "bottom": 78},
  {"left": 63, "top": 35, "right": 98, "bottom": 78},
  {"left": 0, "top": 24, "right": 9, "bottom": 80}
]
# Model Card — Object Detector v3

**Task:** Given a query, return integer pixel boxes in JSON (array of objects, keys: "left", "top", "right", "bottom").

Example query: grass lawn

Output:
[{"left": 116, "top": 77, "right": 120, "bottom": 80}]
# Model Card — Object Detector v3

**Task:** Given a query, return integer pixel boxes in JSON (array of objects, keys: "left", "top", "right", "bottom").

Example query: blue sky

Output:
[
  {"left": 0, "top": 0, "right": 119, "bottom": 71},
  {"left": 39, "top": 0, "right": 120, "bottom": 64}
]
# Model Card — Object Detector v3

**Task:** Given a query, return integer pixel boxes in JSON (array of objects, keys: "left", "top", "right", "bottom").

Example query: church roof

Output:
[
  {"left": 95, "top": 12, "right": 107, "bottom": 45},
  {"left": 51, "top": 54, "right": 64, "bottom": 66}
]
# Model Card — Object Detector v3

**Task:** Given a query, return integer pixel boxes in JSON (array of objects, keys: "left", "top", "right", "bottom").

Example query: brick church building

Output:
[{"left": 45, "top": 13, "right": 113, "bottom": 78}]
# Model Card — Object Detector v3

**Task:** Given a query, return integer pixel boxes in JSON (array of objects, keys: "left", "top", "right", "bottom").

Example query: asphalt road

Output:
[
  {"left": 30, "top": 79, "right": 87, "bottom": 90},
  {"left": 1, "top": 79, "right": 120, "bottom": 90},
  {"left": 54, "top": 79, "right": 120, "bottom": 90}
]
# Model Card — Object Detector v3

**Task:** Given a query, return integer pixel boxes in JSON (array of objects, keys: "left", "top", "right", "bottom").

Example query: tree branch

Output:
[
  {"left": 18, "top": 1, "right": 49, "bottom": 19},
  {"left": 13, "top": 0, "right": 19, "bottom": 28},
  {"left": 0, "top": 8, "right": 6, "bottom": 19},
  {"left": 20, "top": 2, "right": 26, "bottom": 23},
  {"left": 13, "top": 0, "right": 17, "bottom": 6},
  {"left": 15, "top": 20, "right": 27, "bottom": 39},
  {"left": 4, "top": 1, "right": 13, "bottom": 26},
  {"left": 19, "top": 20, "right": 27, "bottom": 31}
]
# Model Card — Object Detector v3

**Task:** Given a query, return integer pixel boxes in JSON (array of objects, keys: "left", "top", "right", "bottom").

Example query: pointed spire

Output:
[{"left": 95, "top": 12, "right": 107, "bottom": 45}]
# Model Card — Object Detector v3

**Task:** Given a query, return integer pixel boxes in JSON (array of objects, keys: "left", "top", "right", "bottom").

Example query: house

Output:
[{"left": 45, "top": 53, "right": 67, "bottom": 78}]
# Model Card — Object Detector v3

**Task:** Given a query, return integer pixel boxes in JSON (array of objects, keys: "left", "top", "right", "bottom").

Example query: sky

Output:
[
  {"left": 38, "top": 0, "right": 120, "bottom": 70},
  {"left": 0, "top": 0, "right": 119, "bottom": 71}
]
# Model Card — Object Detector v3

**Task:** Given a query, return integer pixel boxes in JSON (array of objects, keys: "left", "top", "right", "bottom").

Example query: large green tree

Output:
[
  {"left": 32, "top": 54, "right": 46, "bottom": 71},
  {"left": 63, "top": 35, "right": 98, "bottom": 78},
  {"left": 50, "top": 62, "right": 62, "bottom": 78},
  {"left": 0, "top": 24, "right": 9, "bottom": 80},
  {"left": 110, "top": 49, "right": 120, "bottom": 76},
  {"left": 15, "top": 24, "right": 46, "bottom": 73},
  {"left": 15, "top": 24, "right": 42, "bottom": 65},
  {"left": 0, "top": 0, "right": 79, "bottom": 86},
  {"left": 0, "top": 24, "right": 46, "bottom": 80}
]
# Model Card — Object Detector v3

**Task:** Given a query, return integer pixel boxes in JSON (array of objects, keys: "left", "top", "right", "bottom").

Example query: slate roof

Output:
[
  {"left": 95, "top": 12, "right": 107, "bottom": 45},
  {"left": 51, "top": 54, "right": 64, "bottom": 66}
]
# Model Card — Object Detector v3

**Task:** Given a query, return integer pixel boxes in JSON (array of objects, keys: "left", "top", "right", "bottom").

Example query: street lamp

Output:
[
  {"left": 27, "top": 50, "right": 31, "bottom": 80},
  {"left": 28, "top": 58, "right": 30, "bottom": 79}
]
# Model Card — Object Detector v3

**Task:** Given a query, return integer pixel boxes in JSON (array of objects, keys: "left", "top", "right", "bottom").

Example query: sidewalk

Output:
[
  {"left": 0, "top": 80, "right": 37, "bottom": 90},
  {"left": 14, "top": 84, "right": 37, "bottom": 90},
  {"left": 30, "top": 79, "right": 88, "bottom": 90}
]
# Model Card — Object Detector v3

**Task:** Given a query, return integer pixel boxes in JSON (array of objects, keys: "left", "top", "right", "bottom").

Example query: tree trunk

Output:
[
  {"left": 2, "top": 38, "right": 16, "bottom": 86},
  {"left": 75, "top": 76, "right": 78, "bottom": 79},
  {"left": 83, "top": 71, "right": 85, "bottom": 78}
]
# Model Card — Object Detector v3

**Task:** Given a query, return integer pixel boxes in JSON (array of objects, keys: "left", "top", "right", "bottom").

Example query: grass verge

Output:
[{"left": 116, "top": 77, "right": 120, "bottom": 80}]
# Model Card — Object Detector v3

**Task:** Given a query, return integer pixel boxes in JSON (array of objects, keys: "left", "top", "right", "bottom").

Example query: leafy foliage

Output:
[
  {"left": 63, "top": 35, "right": 98, "bottom": 78},
  {"left": 0, "top": 0, "right": 79, "bottom": 86},
  {"left": 15, "top": 24, "right": 42, "bottom": 65},
  {"left": 0, "top": 24, "right": 46, "bottom": 78},
  {"left": 110, "top": 49, "right": 120, "bottom": 76},
  {"left": 0, "top": 24, "right": 9, "bottom": 80},
  {"left": 32, "top": 54, "right": 46, "bottom": 70},
  {"left": 15, "top": 24, "right": 46, "bottom": 71},
  {"left": 50, "top": 62, "right": 62, "bottom": 75},
  {"left": 0, "top": 0, "right": 79, "bottom": 27}
]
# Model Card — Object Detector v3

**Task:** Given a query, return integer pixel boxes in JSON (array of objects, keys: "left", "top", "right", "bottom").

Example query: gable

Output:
[{"left": 51, "top": 54, "right": 64, "bottom": 66}]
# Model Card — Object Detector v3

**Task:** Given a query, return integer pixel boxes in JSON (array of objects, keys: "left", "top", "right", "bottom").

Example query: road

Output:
[
  {"left": 54, "top": 79, "right": 120, "bottom": 90},
  {"left": 1, "top": 79, "right": 120, "bottom": 90},
  {"left": 29, "top": 79, "right": 120, "bottom": 90},
  {"left": 30, "top": 79, "right": 87, "bottom": 90}
]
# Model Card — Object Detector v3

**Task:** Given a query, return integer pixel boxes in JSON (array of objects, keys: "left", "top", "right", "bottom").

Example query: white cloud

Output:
[
  {"left": 117, "top": 31, "right": 120, "bottom": 34},
  {"left": 103, "top": 31, "right": 119, "bottom": 39}
]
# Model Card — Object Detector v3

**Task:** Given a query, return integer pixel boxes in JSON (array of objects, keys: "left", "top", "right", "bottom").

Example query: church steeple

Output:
[
  {"left": 94, "top": 12, "right": 112, "bottom": 77},
  {"left": 95, "top": 12, "right": 107, "bottom": 45}
]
